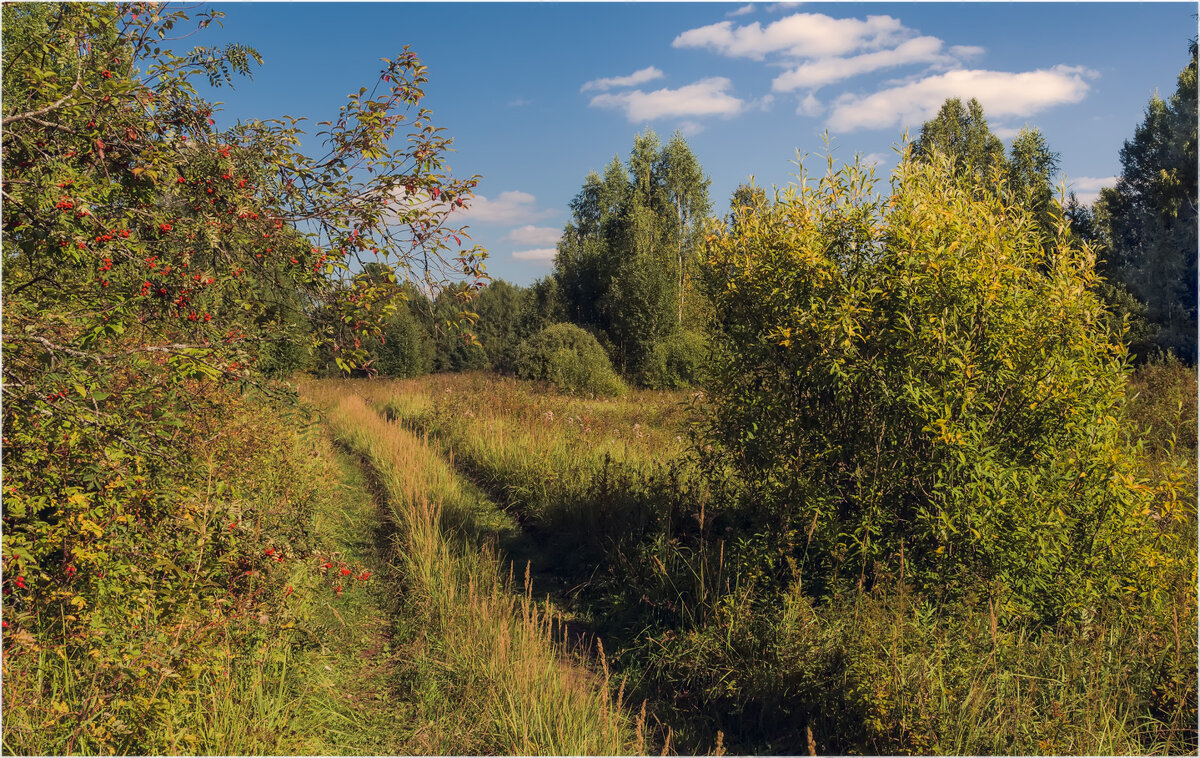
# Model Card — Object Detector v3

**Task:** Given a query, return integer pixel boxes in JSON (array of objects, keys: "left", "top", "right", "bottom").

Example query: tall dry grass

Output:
[{"left": 302, "top": 381, "right": 640, "bottom": 754}]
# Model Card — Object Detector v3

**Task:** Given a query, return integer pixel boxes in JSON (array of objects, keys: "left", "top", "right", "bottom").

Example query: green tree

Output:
[
  {"left": 0, "top": 1, "right": 486, "bottom": 706},
  {"left": 428, "top": 283, "right": 488, "bottom": 372},
  {"left": 702, "top": 148, "right": 1181, "bottom": 622},
  {"left": 728, "top": 181, "right": 768, "bottom": 228},
  {"left": 471, "top": 279, "right": 528, "bottom": 373},
  {"left": 913, "top": 97, "right": 1005, "bottom": 180},
  {"left": 554, "top": 130, "right": 712, "bottom": 377},
  {"left": 1006, "top": 127, "right": 1060, "bottom": 244},
  {"left": 373, "top": 300, "right": 433, "bottom": 377},
  {"left": 1095, "top": 42, "right": 1198, "bottom": 362}
]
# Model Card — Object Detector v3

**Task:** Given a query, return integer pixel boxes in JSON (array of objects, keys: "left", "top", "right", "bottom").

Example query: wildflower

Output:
[
  {"left": 264, "top": 547, "right": 275, "bottom": 556},
  {"left": 358, "top": 571, "right": 371, "bottom": 581},
  {"left": 339, "top": 567, "right": 352, "bottom": 577}
]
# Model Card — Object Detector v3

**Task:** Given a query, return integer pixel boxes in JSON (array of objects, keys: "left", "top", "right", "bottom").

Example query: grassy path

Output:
[
  {"left": 285, "top": 446, "right": 417, "bottom": 754},
  {"left": 300, "top": 383, "right": 641, "bottom": 754}
]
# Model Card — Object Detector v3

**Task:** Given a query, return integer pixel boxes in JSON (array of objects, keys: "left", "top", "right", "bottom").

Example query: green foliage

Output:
[
  {"left": 428, "top": 284, "right": 489, "bottom": 373},
  {"left": 554, "top": 130, "right": 712, "bottom": 376},
  {"left": 469, "top": 279, "right": 530, "bottom": 373},
  {"left": 515, "top": 323, "right": 626, "bottom": 397},
  {"left": 913, "top": 97, "right": 1005, "bottom": 179},
  {"left": 641, "top": 330, "right": 710, "bottom": 390},
  {"left": 373, "top": 300, "right": 433, "bottom": 378},
  {"left": 701, "top": 148, "right": 1185, "bottom": 622},
  {"left": 1, "top": 4, "right": 486, "bottom": 750},
  {"left": 1095, "top": 42, "right": 1198, "bottom": 362}
]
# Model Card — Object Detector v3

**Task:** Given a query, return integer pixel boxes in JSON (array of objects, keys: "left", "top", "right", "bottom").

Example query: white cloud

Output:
[
  {"left": 512, "top": 248, "right": 557, "bottom": 263},
  {"left": 589, "top": 77, "right": 744, "bottom": 121},
  {"left": 728, "top": 4, "right": 756, "bottom": 17},
  {"left": 459, "top": 191, "right": 557, "bottom": 225},
  {"left": 827, "top": 66, "right": 1094, "bottom": 132},
  {"left": 860, "top": 152, "right": 890, "bottom": 167},
  {"left": 772, "top": 36, "right": 954, "bottom": 91},
  {"left": 677, "top": 120, "right": 705, "bottom": 136},
  {"left": 673, "top": 13, "right": 907, "bottom": 61},
  {"left": 581, "top": 66, "right": 665, "bottom": 93},
  {"left": 993, "top": 125, "right": 1022, "bottom": 140},
  {"left": 796, "top": 92, "right": 824, "bottom": 116},
  {"left": 1067, "top": 175, "right": 1117, "bottom": 204},
  {"left": 506, "top": 225, "right": 562, "bottom": 247},
  {"left": 949, "top": 45, "right": 985, "bottom": 59},
  {"left": 748, "top": 93, "right": 776, "bottom": 111}
]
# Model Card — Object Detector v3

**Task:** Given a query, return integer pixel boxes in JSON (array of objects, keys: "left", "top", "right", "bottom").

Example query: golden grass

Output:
[{"left": 302, "top": 381, "right": 641, "bottom": 754}]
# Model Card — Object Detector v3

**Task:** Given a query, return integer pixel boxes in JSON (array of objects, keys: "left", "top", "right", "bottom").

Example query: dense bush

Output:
[
  {"left": 373, "top": 303, "right": 434, "bottom": 378},
  {"left": 515, "top": 323, "right": 626, "bottom": 397},
  {"left": 701, "top": 149, "right": 1189, "bottom": 622},
  {"left": 2, "top": 4, "right": 485, "bottom": 750},
  {"left": 641, "top": 330, "right": 709, "bottom": 389}
]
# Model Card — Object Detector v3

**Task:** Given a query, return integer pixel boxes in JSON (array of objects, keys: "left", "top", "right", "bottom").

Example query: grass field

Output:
[
  {"left": 4, "top": 366, "right": 1193, "bottom": 754},
  {"left": 296, "top": 367, "right": 1197, "bottom": 755}
]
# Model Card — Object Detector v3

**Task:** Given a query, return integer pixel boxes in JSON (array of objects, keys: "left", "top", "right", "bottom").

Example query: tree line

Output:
[{"left": 338, "top": 41, "right": 1196, "bottom": 393}]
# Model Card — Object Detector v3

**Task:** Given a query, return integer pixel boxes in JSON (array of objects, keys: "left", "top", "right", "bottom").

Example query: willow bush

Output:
[{"left": 701, "top": 150, "right": 1191, "bottom": 624}]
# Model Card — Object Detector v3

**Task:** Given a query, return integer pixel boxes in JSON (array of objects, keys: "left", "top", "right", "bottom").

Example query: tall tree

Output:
[
  {"left": 913, "top": 97, "right": 1005, "bottom": 180},
  {"left": 1095, "top": 41, "right": 1198, "bottom": 362},
  {"left": 1006, "top": 127, "right": 1060, "bottom": 243},
  {"left": 659, "top": 133, "right": 713, "bottom": 325},
  {"left": 553, "top": 130, "right": 712, "bottom": 375}
]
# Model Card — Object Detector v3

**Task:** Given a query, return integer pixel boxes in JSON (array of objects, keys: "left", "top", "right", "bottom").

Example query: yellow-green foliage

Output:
[
  {"left": 301, "top": 380, "right": 638, "bottom": 754},
  {"left": 309, "top": 372, "right": 1196, "bottom": 755},
  {"left": 2, "top": 396, "right": 340, "bottom": 754},
  {"left": 516, "top": 323, "right": 628, "bottom": 398},
  {"left": 702, "top": 148, "right": 1191, "bottom": 622}
]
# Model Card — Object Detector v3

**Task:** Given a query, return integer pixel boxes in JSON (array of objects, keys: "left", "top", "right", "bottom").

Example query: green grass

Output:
[
  {"left": 310, "top": 370, "right": 1197, "bottom": 756},
  {"left": 301, "top": 381, "right": 641, "bottom": 755}
]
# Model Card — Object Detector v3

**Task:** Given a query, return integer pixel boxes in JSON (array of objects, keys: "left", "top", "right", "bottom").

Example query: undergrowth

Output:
[
  {"left": 346, "top": 370, "right": 1197, "bottom": 755},
  {"left": 302, "top": 380, "right": 641, "bottom": 754}
]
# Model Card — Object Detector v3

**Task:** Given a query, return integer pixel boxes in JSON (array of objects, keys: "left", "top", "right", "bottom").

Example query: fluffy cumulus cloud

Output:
[
  {"left": 796, "top": 92, "right": 824, "bottom": 117},
  {"left": 1067, "top": 176, "right": 1117, "bottom": 204},
  {"left": 459, "top": 190, "right": 557, "bottom": 225},
  {"left": 506, "top": 225, "right": 562, "bottom": 247},
  {"left": 772, "top": 36, "right": 956, "bottom": 91},
  {"left": 664, "top": 10, "right": 1095, "bottom": 133},
  {"left": 511, "top": 248, "right": 557, "bottom": 263},
  {"left": 727, "top": 4, "right": 756, "bottom": 17},
  {"left": 672, "top": 13, "right": 908, "bottom": 61},
  {"left": 589, "top": 77, "right": 744, "bottom": 122},
  {"left": 827, "top": 66, "right": 1094, "bottom": 132},
  {"left": 581, "top": 66, "right": 665, "bottom": 93}
]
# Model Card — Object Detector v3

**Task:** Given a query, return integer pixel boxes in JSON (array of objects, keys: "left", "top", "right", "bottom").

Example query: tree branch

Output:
[{"left": 1, "top": 57, "right": 84, "bottom": 126}]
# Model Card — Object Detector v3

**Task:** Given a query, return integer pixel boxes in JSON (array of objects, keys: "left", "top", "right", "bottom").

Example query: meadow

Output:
[
  {"left": 293, "top": 364, "right": 1197, "bottom": 755},
  {"left": 3, "top": 6, "right": 1196, "bottom": 754}
]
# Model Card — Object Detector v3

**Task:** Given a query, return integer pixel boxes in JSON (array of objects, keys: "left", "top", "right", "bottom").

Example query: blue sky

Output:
[{"left": 192, "top": 2, "right": 1195, "bottom": 285}]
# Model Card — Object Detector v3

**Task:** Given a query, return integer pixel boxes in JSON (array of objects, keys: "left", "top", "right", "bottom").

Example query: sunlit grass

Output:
[{"left": 302, "top": 381, "right": 640, "bottom": 754}]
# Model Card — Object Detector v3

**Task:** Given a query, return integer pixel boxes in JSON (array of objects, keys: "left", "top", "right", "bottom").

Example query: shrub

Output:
[
  {"left": 701, "top": 149, "right": 1188, "bottom": 622},
  {"left": 515, "top": 323, "right": 626, "bottom": 397},
  {"left": 374, "top": 304, "right": 433, "bottom": 378},
  {"left": 641, "top": 330, "right": 709, "bottom": 389}
]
